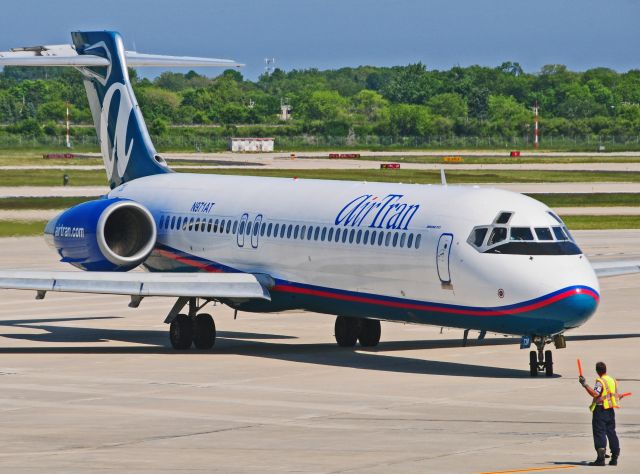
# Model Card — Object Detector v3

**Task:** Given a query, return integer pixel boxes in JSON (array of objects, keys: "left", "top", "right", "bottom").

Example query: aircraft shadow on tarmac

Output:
[{"left": 1, "top": 316, "right": 640, "bottom": 379}]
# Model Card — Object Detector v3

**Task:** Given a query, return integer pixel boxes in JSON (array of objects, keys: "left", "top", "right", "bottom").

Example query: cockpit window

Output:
[
  {"left": 495, "top": 212, "right": 513, "bottom": 224},
  {"left": 488, "top": 227, "right": 507, "bottom": 245},
  {"left": 471, "top": 227, "right": 488, "bottom": 247},
  {"left": 552, "top": 226, "right": 568, "bottom": 241},
  {"left": 485, "top": 241, "right": 582, "bottom": 255},
  {"left": 467, "top": 217, "right": 582, "bottom": 256},
  {"left": 510, "top": 227, "right": 534, "bottom": 241},
  {"left": 535, "top": 227, "right": 554, "bottom": 241},
  {"left": 563, "top": 226, "right": 575, "bottom": 242}
]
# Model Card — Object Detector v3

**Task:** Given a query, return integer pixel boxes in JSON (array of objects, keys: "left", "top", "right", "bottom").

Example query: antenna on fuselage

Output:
[{"left": 440, "top": 168, "right": 447, "bottom": 186}]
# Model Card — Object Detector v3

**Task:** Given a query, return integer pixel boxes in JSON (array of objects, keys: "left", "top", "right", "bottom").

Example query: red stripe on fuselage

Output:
[{"left": 154, "top": 248, "right": 223, "bottom": 273}]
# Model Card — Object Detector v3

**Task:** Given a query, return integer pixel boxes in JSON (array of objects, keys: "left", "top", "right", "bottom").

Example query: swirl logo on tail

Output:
[{"left": 100, "top": 82, "right": 135, "bottom": 181}]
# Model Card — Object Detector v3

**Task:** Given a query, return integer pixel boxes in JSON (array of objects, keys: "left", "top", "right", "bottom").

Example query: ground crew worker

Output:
[{"left": 579, "top": 361, "right": 620, "bottom": 466}]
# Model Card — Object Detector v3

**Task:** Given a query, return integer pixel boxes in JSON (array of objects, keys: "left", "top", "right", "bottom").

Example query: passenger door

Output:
[{"left": 436, "top": 233, "right": 453, "bottom": 284}]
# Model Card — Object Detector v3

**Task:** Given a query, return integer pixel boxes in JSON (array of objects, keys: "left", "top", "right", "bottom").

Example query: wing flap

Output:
[{"left": 0, "top": 271, "right": 270, "bottom": 300}]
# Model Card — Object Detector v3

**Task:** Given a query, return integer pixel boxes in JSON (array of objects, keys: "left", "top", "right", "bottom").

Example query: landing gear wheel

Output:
[
  {"left": 334, "top": 316, "right": 360, "bottom": 347},
  {"left": 193, "top": 313, "right": 216, "bottom": 350},
  {"left": 170, "top": 314, "right": 193, "bottom": 350},
  {"left": 358, "top": 319, "right": 381, "bottom": 347},
  {"left": 544, "top": 350, "right": 553, "bottom": 377},
  {"left": 529, "top": 350, "right": 538, "bottom": 377}
]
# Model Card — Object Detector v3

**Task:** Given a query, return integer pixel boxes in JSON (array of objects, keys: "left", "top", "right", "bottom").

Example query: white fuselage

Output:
[{"left": 108, "top": 172, "right": 600, "bottom": 336}]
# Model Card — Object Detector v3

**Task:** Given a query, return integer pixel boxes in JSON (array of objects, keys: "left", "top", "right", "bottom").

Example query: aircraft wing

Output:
[
  {"left": 0, "top": 271, "right": 271, "bottom": 301},
  {"left": 591, "top": 259, "right": 640, "bottom": 278}
]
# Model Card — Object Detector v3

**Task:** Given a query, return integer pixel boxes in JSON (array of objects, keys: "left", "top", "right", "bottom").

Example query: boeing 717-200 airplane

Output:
[{"left": 0, "top": 31, "right": 638, "bottom": 376}]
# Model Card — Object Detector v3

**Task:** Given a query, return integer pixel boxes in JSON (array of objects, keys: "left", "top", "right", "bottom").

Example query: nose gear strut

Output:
[{"left": 528, "top": 335, "right": 565, "bottom": 377}]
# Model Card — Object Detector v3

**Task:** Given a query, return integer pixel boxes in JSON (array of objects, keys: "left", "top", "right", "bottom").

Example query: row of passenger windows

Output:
[{"left": 158, "top": 214, "right": 423, "bottom": 249}]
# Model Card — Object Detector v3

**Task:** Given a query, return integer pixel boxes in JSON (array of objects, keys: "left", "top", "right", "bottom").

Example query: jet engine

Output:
[{"left": 45, "top": 198, "right": 157, "bottom": 271}]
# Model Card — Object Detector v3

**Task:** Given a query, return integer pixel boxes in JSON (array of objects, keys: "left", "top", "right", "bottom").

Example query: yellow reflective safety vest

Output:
[{"left": 596, "top": 374, "right": 620, "bottom": 410}]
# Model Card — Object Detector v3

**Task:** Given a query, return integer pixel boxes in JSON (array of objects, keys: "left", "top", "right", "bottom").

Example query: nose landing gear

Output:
[
  {"left": 529, "top": 344, "right": 553, "bottom": 377},
  {"left": 528, "top": 335, "right": 566, "bottom": 377}
]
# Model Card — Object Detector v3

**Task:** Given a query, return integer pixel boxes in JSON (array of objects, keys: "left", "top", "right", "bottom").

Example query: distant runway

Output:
[{"left": 0, "top": 233, "right": 638, "bottom": 473}]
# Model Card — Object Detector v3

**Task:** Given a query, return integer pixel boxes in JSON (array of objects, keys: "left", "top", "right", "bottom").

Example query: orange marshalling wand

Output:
[{"left": 577, "top": 358, "right": 583, "bottom": 377}]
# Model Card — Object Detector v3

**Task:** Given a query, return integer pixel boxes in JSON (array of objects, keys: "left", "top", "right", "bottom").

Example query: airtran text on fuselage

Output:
[{"left": 335, "top": 194, "right": 419, "bottom": 230}]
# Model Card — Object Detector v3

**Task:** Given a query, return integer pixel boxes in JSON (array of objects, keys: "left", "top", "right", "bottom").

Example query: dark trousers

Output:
[{"left": 592, "top": 405, "right": 620, "bottom": 455}]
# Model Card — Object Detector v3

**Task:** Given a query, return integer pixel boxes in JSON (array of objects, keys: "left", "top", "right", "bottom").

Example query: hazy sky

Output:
[{"left": 1, "top": 0, "right": 638, "bottom": 79}]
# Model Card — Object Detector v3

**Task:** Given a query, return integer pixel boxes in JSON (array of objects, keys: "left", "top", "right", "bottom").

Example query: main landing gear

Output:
[
  {"left": 168, "top": 298, "right": 216, "bottom": 350},
  {"left": 528, "top": 334, "right": 566, "bottom": 377},
  {"left": 334, "top": 316, "right": 381, "bottom": 348}
]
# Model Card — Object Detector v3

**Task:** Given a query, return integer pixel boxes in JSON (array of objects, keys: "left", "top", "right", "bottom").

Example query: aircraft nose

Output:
[{"left": 552, "top": 286, "right": 599, "bottom": 330}]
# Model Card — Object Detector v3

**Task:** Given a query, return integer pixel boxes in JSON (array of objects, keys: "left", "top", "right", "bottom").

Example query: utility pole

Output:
[
  {"left": 533, "top": 101, "right": 539, "bottom": 149},
  {"left": 65, "top": 103, "right": 71, "bottom": 148}
]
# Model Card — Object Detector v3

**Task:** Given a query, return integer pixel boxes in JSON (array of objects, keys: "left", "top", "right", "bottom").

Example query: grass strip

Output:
[
  {"left": 1, "top": 167, "right": 640, "bottom": 186},
  {"left": 0, "top": 196, "right": 95, "bottom": 210},
  {"left": 527, "top": 193, "right": 640, "bottom": 207},
  {"left": 0, "top": 220, "right": 47, "bottom": 237},
  {"left": 559, "top": 215, "right": 640, "bottom": 230},
  {"left": 0, "top": 169, "right": 106, "bottom": 186}
]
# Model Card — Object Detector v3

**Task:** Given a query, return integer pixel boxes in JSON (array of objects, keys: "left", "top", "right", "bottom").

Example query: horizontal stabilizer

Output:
[
  {"left": 0, "top": 43, "right": 242, "bottom": 68},
  {"left": 124, "top": 52, "right": 242, "bottom": 68},
  {"left": 0, "top": 270, "right": 270, "bottom": 300}
]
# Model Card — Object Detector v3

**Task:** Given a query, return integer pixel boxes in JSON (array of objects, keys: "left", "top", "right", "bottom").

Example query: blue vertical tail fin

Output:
[{"left": 72, "top": 31, "right": 168, "bottom": 188}]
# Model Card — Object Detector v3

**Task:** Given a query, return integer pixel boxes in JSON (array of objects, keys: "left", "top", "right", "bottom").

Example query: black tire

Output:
[
  {"left": 544, "top": 350, "right": 553, "bottom": 377},
  {"left": 358, "top": 319, "right": 381, "bottom": 347},
  {"left": 193, "top": 313, "right": 216, "bottom": 350},
  {"left": 170, "top": 314, "right": 193, "bottom": 350},
  {"left": 334, "top": 316, "right": 360, "bottom": 347},
  {"left": 529, "top": 350, "right": 538, "bottom": 377}
]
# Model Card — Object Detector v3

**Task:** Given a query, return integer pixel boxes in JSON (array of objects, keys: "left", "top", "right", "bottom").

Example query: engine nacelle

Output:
[{"left": 45, "top": 198, "right": 157, "bottom": 271}]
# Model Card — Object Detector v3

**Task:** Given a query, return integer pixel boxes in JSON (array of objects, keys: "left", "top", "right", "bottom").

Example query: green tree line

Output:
[{"left": 1, "top": 61, "right": 640, "bottom": 140}]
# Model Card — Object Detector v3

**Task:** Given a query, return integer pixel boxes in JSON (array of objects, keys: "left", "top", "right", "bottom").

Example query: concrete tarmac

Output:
[{"left": 0, "top": 233, "right": 639, "bottom": 473}]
